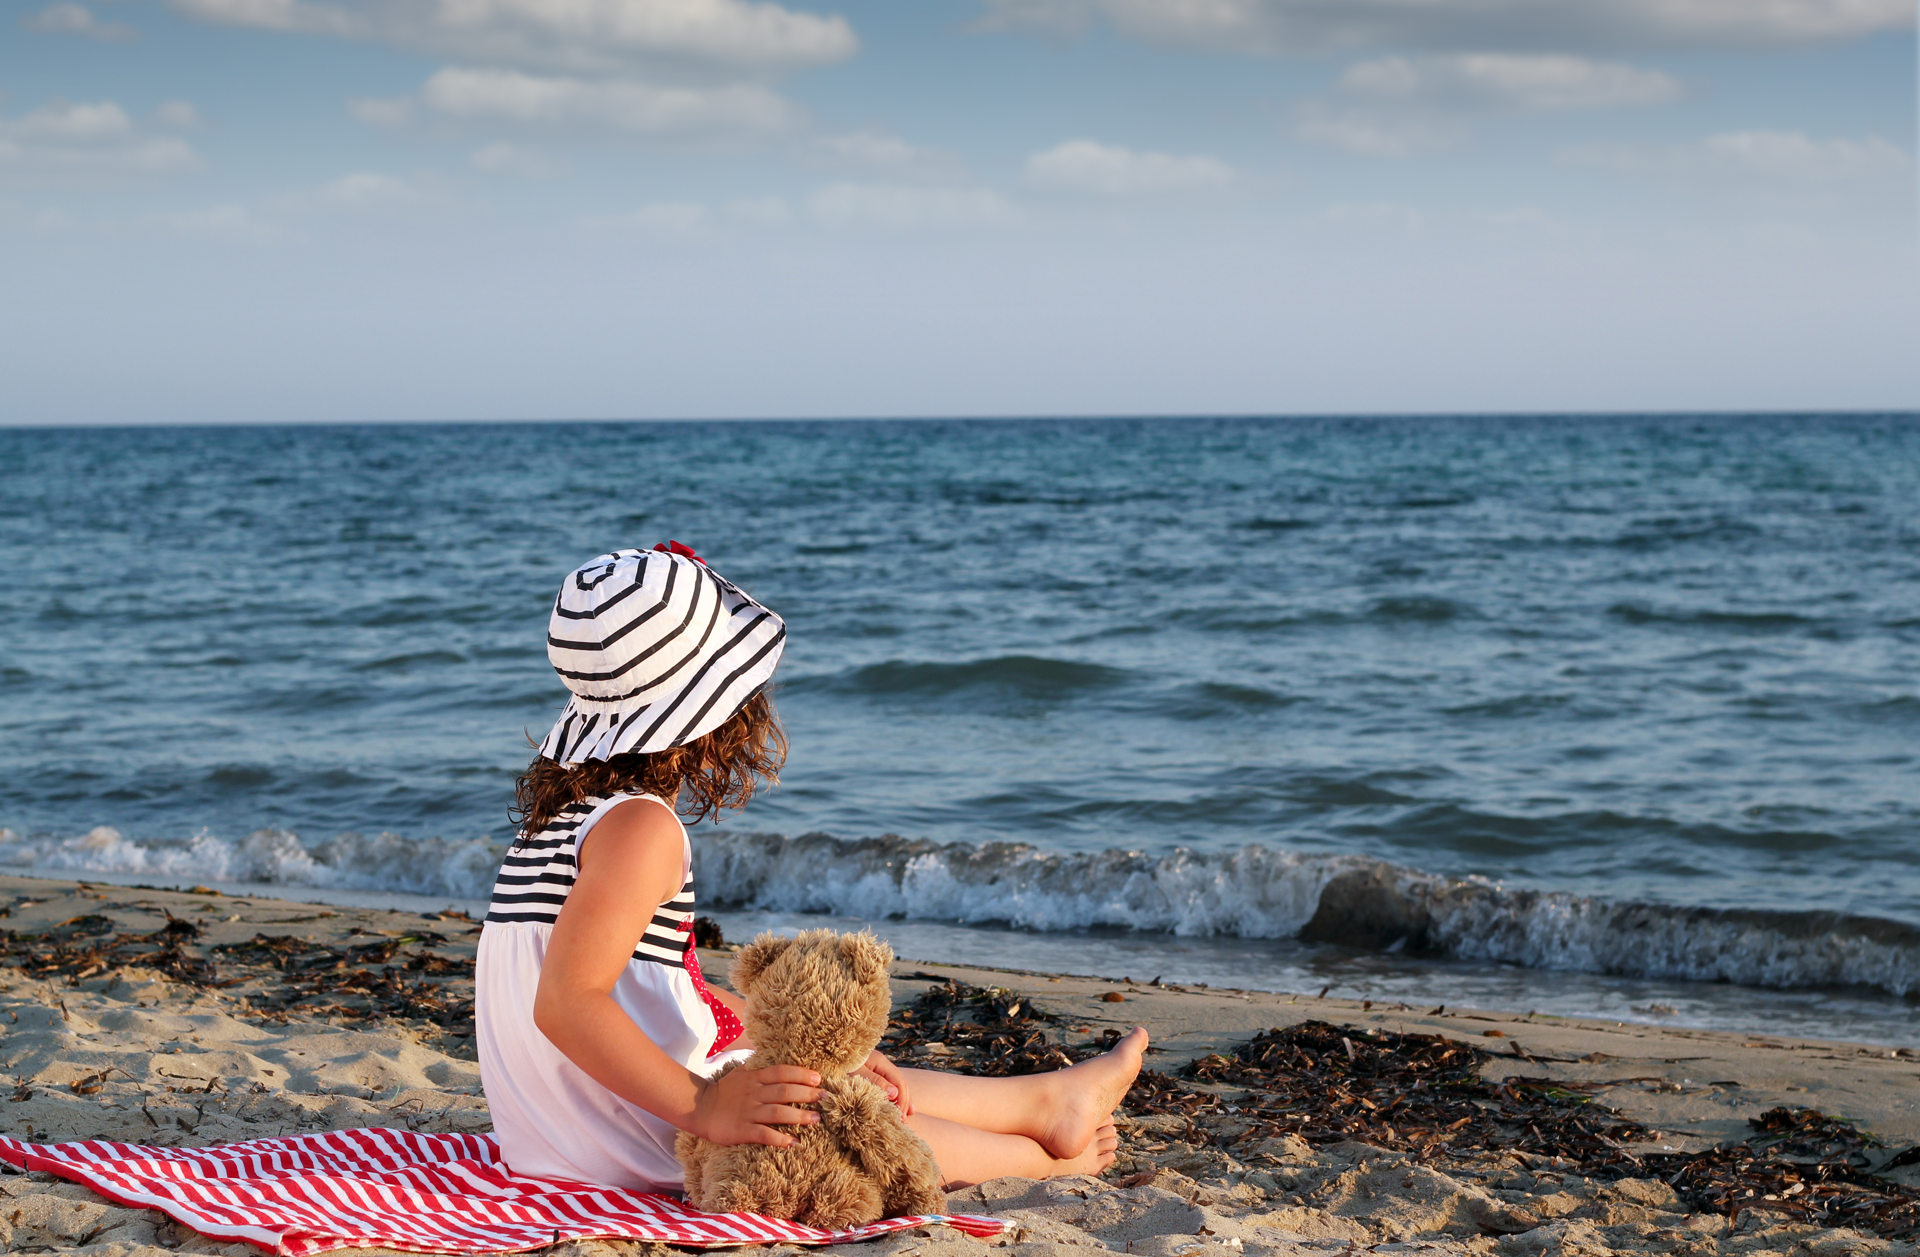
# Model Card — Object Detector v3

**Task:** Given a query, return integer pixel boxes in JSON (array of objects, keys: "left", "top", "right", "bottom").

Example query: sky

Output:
[{"left": 1, "top": 0, "right": 1915, "bottom": 425}]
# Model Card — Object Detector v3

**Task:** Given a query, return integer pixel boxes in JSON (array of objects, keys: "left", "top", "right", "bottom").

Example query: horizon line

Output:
[{"left": 5, "top": 407, "right": 1919, "bottom": 435}]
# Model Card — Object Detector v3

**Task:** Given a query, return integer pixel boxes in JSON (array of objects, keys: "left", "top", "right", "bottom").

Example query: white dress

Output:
[{"left": 475, "top": 791, "right": 748, "bottom": 1190}]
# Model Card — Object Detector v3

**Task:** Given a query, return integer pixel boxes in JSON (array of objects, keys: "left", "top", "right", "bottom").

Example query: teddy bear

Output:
[{"left": 675, "top": 929, "right": 947, "bottom": 1228}]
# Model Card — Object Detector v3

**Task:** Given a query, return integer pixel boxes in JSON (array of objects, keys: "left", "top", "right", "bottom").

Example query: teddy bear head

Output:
[{"left": 726, "top": 929, "right": 894, "bottom": 1075}]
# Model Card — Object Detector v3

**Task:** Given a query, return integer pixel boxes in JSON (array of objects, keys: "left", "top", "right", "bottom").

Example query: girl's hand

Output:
[
  {"left": 691, "top": 1065, "right": 823, "bottom": 1146},
  {"left": 856, "top": 1050, "right": 912, "bottom": 1115}
]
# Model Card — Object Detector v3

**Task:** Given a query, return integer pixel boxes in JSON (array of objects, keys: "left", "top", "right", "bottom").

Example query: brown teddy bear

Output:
[{"left": 675, "top": 929, "right": 947, "bottom": 1228}]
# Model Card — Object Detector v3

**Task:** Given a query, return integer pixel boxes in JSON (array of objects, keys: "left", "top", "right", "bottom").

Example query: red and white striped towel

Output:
[{"left": 0, "top": 1128, "right": 1009, "bottom": 1256}]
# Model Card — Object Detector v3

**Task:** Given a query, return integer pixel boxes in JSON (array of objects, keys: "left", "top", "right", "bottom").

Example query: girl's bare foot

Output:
[
  {"left": 1051, "top": 1121, "right": 1119, "bottom": 1178},
  {"left": 1036, "top": 1027, "right": 1147, "bottom": 1159}
]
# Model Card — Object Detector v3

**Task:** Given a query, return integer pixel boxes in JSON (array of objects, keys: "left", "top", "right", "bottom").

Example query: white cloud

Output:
[
  {"left": 24, "top": 2, "right": 138, "bottom": 40},
  {"left": 1025, "top": 139, "right": 1233, "bottom": 195},
  {"left": 470, "top": 141, "right": 568, "bottom": 176},
  {"left": 808, "top": 182, "right": 1018, "bottom": 229},
  {"left": 724, "top": 195, "right": 791, "bottom": 224},
  {"left": 154, "top": 100, "right": 203, "bottom": 129},
  {"left": 10, "top": 101, "right": 135, "bottom": 143},
  {"left": 1563, "top": 130, "right": 1914, "bottom": 182},
  {"left": 977, "top": 0, "right": 1911, "bottom": 53},
  {"left": 591, "top": 195, "right": 793, "bottom": 235},
  {"left": 418, "top": 67, "right": 799, "bottom": 136},
  {"left": 612, "top": 200, "right": 714, "bottom": 234},
  {"left": 349, "top": 97, "right": 414, "bottom": 127},
  {"left": 809, "top": 129, "right": 948, "bottom": 171},
  {"left": 153, "top": 203, "right": 278, "bottom": 238},
  {"left": 0, "top": 101, "right": 201, "bottom": 175},
  {"left": 1321, "top": 200, "right": 1426, "bottom": 234},
  {"left": 1294, "top": 103, "right": 1459, "bottom": 156},
  {"left": 0, "top": 200, "right": 78, "bottom": 232},
  {"left": 1339, "top": 54, "right": 1680, "bottom": 111},
  {"left": 171, "top": 0, "right": 363, "bottom": 38},
  {"left": 168, "top": 0, "right": 857, "bottom": 71},
  {"left": 320, "top": 171, "right": 425, "bottom": 207},
  {"left": 1296, "top": 52, "right": 1678, "bottom": 155}
]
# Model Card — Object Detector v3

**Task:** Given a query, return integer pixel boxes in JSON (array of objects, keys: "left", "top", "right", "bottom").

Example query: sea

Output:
[{"left": 2, "top": 414, "right": 1917, "bottom": 1045}]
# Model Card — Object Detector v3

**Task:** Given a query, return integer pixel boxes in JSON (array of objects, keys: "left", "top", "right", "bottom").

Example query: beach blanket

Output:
[{"left": 0, "top": 1128, "right": 1009, "bottom": 1256}]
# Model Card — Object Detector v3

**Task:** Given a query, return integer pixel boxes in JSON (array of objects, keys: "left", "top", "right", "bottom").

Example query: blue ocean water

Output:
[{"left": 2, "top": 415, "right": 1917, "bottom": 1040}]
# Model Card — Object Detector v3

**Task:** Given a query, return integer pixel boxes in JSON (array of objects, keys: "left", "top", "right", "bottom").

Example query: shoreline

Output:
[
  {"left": 8, "top": 863, "right": 1914, "bottom": 1050},
  {"left": 3, "top": 872, "right": 1919, "bottom": 1255}
]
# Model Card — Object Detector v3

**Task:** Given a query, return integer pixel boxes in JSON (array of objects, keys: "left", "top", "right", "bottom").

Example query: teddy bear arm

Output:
[
  {"left": 676, "top": 1060, "right": 754, "bottom": 1212},
  {"left": 674, "top": 1129, "right": 707, "bottom": 1207},
  {"left": 818, "top": 1076, "right": 948, "bottom": 1218}
]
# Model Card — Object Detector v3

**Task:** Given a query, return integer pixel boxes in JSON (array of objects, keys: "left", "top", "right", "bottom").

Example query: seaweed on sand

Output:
[
  {"left": 210, "top": 931, "right": 476, "bottom": 1041},
  {"left": 0, "top": 913, "right": 218, "bottom": 987},
  {"left": 1642, "top": 1108, "right": 1920, "bottom": 1237},
  {"left": 0, "top": 906, "right": 480, "bottom": 1047},
  {"left": 1174, "top": 1020, "right": 1645, "bottom": 1164},
  {"left": 1153, "top": 1021, "right": 1920, "bottom": 1240},
  {"left": 0, "top": 907, "right": 729, "bottom": 1052},
  {"left": 881, "top": 974, "right": 1090, "bottom": 1075},
  {"left": 876, "top": 989, "right": 1920, "bottom": 1243}
]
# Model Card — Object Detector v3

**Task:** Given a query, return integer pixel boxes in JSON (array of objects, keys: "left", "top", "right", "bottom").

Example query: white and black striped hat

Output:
[{"left": 537, "top": 544, "right": 786, "bottom": 765}]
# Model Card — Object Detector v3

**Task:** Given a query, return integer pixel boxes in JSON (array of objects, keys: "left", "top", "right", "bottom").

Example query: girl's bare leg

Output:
[
  {"left": 907, "top": 1114, "right": 1120, "bottom": 1189},
  {"left": 899, "top": 1027, "right": 1147, "bottom": 1159}
]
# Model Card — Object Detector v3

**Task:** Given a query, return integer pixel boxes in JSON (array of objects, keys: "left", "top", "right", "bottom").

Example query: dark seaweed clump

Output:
[
  {"left": 1174, "top": 1020, "right": 1643, "bottom": 1163},
  {"left": 881, "top": 973, "right": 1097, "bottom": 1075},
  {"left": 879, "top": 981, "right": 1920, "bottom": 1241},
  {"left": 0, "top": 903, "right": 731, "bottom": 1053},
  {"left": 1641, "top": 1107, "right": 1920, "bottom": 1238},
  {"left": 210, "top": 930, "right": 475, "bottom": 1041},
  {"left": 0, "top": 912, "right": 219, "bottom": 987}
]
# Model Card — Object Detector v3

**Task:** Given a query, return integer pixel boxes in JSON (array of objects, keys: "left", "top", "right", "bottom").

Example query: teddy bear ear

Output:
[
  {"left": 839, "top": 931, "right": 894, "bottom": 984},
  {"left": 729, "top": 932, "right": 793, "bottom": 993}
]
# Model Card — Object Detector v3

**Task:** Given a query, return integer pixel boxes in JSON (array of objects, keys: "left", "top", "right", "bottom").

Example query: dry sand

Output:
[{"left": 1, "top": 874, "right": 1916, "bottom": 1257}]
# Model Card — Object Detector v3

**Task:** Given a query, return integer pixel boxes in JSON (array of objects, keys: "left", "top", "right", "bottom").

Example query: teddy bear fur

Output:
[{"left": 675, "top": 928, "right": 947, "bottom": 1228}]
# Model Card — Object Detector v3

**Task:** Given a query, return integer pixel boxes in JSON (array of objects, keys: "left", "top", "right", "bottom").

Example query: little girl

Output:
[{"left": 476, "top": 544, "right": 1147, "bottom": 1194}]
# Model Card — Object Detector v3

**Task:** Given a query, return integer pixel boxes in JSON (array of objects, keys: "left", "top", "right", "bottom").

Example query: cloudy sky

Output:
[{"left": 3, "top": 0, "right": 1914, "bottom": 424}]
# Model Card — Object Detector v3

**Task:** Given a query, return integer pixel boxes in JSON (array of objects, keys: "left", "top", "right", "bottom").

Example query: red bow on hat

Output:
[{"left": 653, "top": 540, "right": 707, "bottom": 565}]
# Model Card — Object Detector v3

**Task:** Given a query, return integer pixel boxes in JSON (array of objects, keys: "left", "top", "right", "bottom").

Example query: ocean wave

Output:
[
  {"left": 698, "top": 832, "right": 1920, "bottom": 998},
  {"left": 3, "top": 824, "right": 1917, "bottom": 998},
  {"left": 0, "top": 825, "right": 507, "bottom": 901},
  {"left": 787, "top": 656, "right": 1131, "bottom": 703},
  {"left": 1161, "top": 681, "right": 1300, "bottom": 721},
  {"left": 1366, "top": 596, "right": 1470, "bottom": 623},
  {"left": 1607, "top": 602, "right": 1821, "bottom": 633}
]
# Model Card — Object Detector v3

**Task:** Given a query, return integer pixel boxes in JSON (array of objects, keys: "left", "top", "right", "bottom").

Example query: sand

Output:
[{"left": 1, "top": 873, "right": 1916, "bottom": 1257}]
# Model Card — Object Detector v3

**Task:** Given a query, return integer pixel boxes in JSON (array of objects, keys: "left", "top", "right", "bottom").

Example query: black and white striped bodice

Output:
[{"left": 485, "top": 793, "right": 695, "bottom": 970}]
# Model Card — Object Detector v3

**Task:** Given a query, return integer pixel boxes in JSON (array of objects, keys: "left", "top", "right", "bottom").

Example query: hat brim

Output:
[{"left": 537, "top": 612, "right": 785, "bottom": 765}]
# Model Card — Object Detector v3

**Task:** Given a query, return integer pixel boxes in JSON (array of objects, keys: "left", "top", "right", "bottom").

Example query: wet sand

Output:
[{"left": 2, "top": 874, "right": 1917, "bottom": 1256}]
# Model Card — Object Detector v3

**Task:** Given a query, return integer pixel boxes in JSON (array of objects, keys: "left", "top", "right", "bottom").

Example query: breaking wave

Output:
[
  {"left": 0, "top": 825, "right": 507, "bottom": 903},
  {"left": 4, "top": 824, "right": 1917, "bottom": 999}
]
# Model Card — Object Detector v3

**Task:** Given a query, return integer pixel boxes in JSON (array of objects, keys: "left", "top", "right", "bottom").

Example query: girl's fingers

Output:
[
  {"left": 753, "top": 1065, "right": 823, "bottom": 1087},
  {"left": 757, "top": 1104, "right": 821, "bottom": 1126},
  {"left": 756, "top": 1082, "right": 823, "bottom": 1104}
]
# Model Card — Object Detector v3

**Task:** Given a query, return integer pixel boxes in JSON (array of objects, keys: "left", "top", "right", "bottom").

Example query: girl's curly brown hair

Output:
[{"left": 510, "top": 690, "right": 786, "bottom": 839}]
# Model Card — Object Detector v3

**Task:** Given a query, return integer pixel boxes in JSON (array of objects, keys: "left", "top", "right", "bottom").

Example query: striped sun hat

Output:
[{"left": 536, "top": 543, "right": 786, "bottom": 765}]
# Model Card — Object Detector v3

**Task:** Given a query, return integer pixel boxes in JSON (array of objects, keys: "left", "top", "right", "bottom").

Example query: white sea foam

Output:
[
  {"left": 698, "top": 831, "right": 1920, "bottom": 997},
  {"left": 0, "top": 826, "right": 508, "bottom": 901},
  {"left": 3, "top": 824, "right": 1916, "bottom": 998}
]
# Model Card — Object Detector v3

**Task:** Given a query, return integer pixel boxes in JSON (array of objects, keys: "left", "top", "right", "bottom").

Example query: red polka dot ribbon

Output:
[{"left": 684, "top": 934, "right": 744, "bottom": 1053}]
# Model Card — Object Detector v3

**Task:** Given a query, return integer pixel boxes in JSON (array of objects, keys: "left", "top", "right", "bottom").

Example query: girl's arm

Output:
[{"left": 531, "top": 798, "right": 821, "bottom": 1146}]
